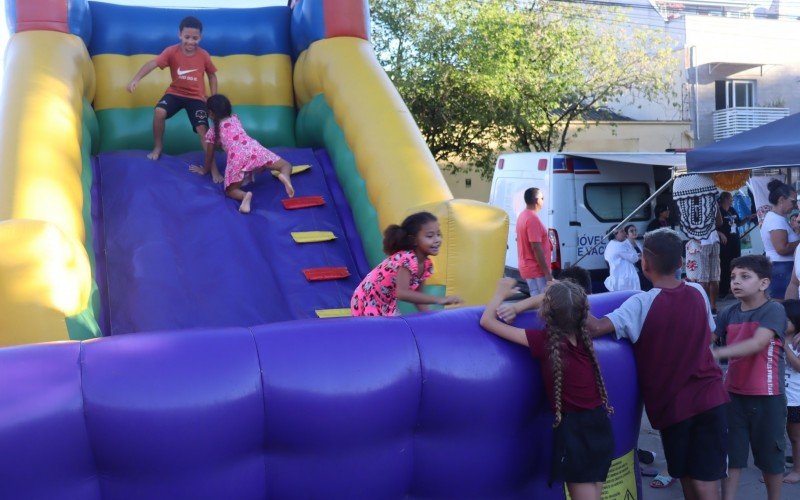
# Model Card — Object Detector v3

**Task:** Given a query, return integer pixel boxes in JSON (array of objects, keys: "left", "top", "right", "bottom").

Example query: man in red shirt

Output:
[
  {"left": 516, "top": 187, "right": 553, "bottom": 295},
  {"left": 127, "top": 16, "right": 220, "bottom": 182}
]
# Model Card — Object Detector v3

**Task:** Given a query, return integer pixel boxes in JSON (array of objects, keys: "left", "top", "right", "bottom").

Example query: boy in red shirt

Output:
[
  {"left": 127, "top": 16, "right": 220, "bottom": 182},
  {"left": 586, "top": 228, "right": 729, "bottom": 500},
  {"left": 712, "top": 255, "right": 787, "bottom": 500}
]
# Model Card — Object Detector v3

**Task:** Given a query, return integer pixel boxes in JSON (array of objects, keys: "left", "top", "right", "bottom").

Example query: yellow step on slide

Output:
[
  {"left": 315, "top": 308, "right": 352, "bottom": 318},
  {"left": 271, "top": 164, "right": 311, "bottom": 176},
  {"left": 291, "top": 231, "right": 336, "bottom": 243}
]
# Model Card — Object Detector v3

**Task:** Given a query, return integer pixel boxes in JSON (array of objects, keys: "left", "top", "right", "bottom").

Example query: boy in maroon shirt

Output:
[
  {"left": 586, "top": 228, "right": 729, "bottom": 500},
  {"left": 127, "top": 16, "right": 220, "bottom": 182}
]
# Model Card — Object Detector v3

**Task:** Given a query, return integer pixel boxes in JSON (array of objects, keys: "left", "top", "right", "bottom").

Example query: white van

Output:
[{"left": 489, "top": 152, "right": 683, "bottom": 285}]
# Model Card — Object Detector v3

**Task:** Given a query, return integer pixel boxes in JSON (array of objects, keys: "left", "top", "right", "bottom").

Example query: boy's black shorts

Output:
[
  {"left": 727, "top": 394, "right": 786, "bottom": 474},
  {"left": 155, "top": 94, "right": 208, "bottom": 132},
  {"left": 661, "top": 404, "right": 728, "bottom": 481},
  {"left": 551, "top": 406, "right": 614, "bottom": 485}
]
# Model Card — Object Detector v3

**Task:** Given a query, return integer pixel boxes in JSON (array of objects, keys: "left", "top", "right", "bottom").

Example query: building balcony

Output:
[{"left": 713, "top": 107, "right": 789, "bottom": 141}]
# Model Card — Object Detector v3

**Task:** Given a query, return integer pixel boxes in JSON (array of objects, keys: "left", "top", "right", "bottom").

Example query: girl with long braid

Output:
[{"left": 480, "top": 278, "right": 614, "bottom": 500}]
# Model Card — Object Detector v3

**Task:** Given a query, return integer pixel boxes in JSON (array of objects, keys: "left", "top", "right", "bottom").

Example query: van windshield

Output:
[{"left": 584, "top": 183, "right": 650, "bottom": 222}]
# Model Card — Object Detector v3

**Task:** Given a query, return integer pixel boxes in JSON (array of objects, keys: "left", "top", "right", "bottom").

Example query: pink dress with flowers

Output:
[
  {"left": 204, "top": 114, "right": 282, "bottom": 188},
  {"left": 350, "top": 250, "right": 434, "bottom": 317}
]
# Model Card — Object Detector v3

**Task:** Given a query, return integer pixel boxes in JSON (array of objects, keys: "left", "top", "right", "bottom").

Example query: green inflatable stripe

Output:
[
  {"left": 96, "top": 105, "right": 297, "bottom": 154},
  {"left": 295, "top": 94, "right": 384, "bottom": 267},
  {"left": 65, "top": 99, "right": 102, "bottom": 340},
  {"left": 398, "top": 284, "right": 446, "bottom": 314}
]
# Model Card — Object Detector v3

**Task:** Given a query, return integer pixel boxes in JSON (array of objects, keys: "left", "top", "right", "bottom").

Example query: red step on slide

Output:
[
  {"left": 282, "top": 196, "right": 325, "bottom": 210},
  {"left": 303, "top": 267, "right": 351, "bottom": 281}
]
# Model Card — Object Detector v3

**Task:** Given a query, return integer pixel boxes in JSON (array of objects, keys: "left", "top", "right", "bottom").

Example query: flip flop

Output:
[
  {"left": 650, "top": 474, "right": 676, "bottom": 489},
  {"left": 783, "top": 472, "right": 800, "bottom": 484}
]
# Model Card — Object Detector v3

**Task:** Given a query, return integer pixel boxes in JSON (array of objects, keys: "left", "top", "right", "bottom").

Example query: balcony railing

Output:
[{"left": 713, "top": 107, "right": 789, "bottom": 141}]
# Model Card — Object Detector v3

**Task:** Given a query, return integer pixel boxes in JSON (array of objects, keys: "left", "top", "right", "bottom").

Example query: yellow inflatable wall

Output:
[{"left": 0, "top": 32, "right": 95, "bottom": 346}]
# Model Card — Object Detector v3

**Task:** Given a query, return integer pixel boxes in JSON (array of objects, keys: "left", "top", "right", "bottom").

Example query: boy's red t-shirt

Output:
[
  {"left": 155, "top": 44, "right": 217, "bottom": 101},
  {"left": 525, "top": 328, "right": 603, "bottom": 412}
]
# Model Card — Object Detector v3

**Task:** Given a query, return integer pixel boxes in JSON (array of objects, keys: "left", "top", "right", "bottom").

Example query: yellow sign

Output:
[{"left": 564, "top": 449, "right": 637, "bottom": 500}]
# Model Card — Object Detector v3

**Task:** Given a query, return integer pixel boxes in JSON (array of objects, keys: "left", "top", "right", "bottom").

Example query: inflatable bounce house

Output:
[{"left": 0, "top": 0, "right": 644, "bottom": 498}]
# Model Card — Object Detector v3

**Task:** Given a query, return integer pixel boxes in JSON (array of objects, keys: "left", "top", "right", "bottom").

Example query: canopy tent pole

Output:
[{"left": 573, "top": 171, "right": 677, "bottom": 268}]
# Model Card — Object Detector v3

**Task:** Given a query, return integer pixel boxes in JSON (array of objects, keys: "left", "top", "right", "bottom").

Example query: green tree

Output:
[{"left": 371, "top": 0, "right": 678, "bottom": 178}]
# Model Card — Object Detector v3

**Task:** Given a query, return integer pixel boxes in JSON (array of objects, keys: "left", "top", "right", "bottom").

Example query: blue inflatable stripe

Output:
[
  {"left": 68, "top": 0, "right": 92, "bottom": 45},
  {"left": 4, "top": 0, "right": 16, "bottom": 35},
  {"left": 290, "top": 0, "right": 325, "bottom": 58},
  {"left": 88, "top": 2, "right": 291, "bottom": 57}
]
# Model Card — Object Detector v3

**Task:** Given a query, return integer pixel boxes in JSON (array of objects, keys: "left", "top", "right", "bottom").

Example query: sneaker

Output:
[{"left": 638, "top": 449, "right": 656, "bottom": 465}]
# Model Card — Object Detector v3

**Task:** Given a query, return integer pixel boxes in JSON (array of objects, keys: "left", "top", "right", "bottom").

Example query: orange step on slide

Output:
[
  {"left": 303, "top": 267, "right": 351, "bottom": 281},
  {"left": 282, "top": 196, "right": 325, "bottom": 210}
]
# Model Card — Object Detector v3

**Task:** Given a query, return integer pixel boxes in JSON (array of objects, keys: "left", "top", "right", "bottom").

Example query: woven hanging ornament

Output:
[
  {"left": 711, "top": 170, "right": 750, "bottom": 191},
  {"left": 673, "top": 174, "right": 718, "bottom": 240}
]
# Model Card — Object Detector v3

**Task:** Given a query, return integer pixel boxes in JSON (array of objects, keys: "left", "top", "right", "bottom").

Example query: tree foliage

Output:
[{"left": 371, "top": 0, "right": 679, "bottom": 178}]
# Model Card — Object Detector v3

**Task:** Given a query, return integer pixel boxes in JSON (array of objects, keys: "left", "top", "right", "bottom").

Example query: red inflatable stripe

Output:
[
  {"left": 324, "top": 0, "right": 368, "bottom": 40},
  {"left": 303, "top": 267, "right": 351, "bottom": 281},
  {"left": 282, "top": 196, "right": 325, "bottom": 210},
  {"left": 16, "top": 0, "right": 69, "bottom": 34}
]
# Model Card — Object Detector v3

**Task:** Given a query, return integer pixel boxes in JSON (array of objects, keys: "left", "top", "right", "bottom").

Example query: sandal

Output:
[{"left": 650, "top": 474, "right": 676, "bottom": 488}]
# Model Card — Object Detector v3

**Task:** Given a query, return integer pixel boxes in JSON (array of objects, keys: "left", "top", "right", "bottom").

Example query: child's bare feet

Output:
[
  {"left": 239, "top": 192, "right": 253, "bottom": 213},
  {"left": 147, "top": 148, "right": 162, "bottom": 160},
  {"left": 277, "top": 173, "right": 295, "bottom": 198}
]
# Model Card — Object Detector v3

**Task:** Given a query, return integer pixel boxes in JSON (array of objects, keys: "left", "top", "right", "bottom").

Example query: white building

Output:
[{"left": 612, "top": 0, "right": 800, "bottom": 146}]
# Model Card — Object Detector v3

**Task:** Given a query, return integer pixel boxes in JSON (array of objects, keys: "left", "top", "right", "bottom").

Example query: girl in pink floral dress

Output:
[
  {"left": 350, "top": 212, "right": 463, "bottom": 316},
  {"left": 194, "top": 94, "right": 295, "bottom": 213}
]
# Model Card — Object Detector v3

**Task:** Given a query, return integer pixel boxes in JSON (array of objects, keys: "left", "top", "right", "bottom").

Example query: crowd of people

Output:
[{"left": 125, "top": 14, "right": 799, "bottom": 500}]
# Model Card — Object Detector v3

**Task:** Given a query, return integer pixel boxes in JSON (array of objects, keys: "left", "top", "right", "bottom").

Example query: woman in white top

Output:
[
  {"left": 603, "top": 226, "right": 641, "bottom": 292},
  {"left": 760, "top": 180, "right": 799, "bottom": 299}
]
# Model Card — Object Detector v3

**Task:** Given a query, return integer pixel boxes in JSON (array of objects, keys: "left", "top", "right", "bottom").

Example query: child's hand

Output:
[
  {"left": 496, "top": 302, "right": 518, "bottom": 324},
  {"left": 438, "top": 295, "right": 463, "bottom": 306},
  {"left": 126, "top": 80, "right": 139, "bottom": 93},
  {"left": 494, "top": 277, "right": 519, "bottom": 298},
  {"left": 188, "top": 164, "right": 209, "bottom": 176}
]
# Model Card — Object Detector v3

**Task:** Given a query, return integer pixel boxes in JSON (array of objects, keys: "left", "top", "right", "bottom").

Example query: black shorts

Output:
[
  {"left": 727, "top": 394, "right": 787, "bottom": 474},
  {"left": 661, "top": 404, "right": 728, "bottom": 481},
  {"left": 155, "top": 94, "right": 208, "bottom": 132},
  {"left": 551, "top": 406, "right": 614, "bottom": 485},
  {"left": 789, "top": 405, "right": 800, "bottom": 424}
]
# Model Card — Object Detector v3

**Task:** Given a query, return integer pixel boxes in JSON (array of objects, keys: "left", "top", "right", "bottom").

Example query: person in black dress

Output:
[{"left": 718, "top": 191, "right": 755, "bottom": 297}]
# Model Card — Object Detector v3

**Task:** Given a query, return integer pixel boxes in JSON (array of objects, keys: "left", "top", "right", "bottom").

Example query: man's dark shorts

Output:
[
  {"left": 661, "top": 404, "right": 728, "bottom": 481},
  {"left": 155, "top": 94, "right": 208, "bottom": 132}
]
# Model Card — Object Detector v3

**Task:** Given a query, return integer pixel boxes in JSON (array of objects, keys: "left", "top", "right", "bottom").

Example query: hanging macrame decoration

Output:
[{"left": 673, "top": 174, "right": 719, "bottom": 240}]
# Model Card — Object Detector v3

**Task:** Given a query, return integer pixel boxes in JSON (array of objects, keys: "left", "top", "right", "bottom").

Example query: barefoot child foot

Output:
[
  {"left": 277, "top": 172, "right": 295, "bottom": 198},
  {"left": 239, "top": 192, "right": 253, "bottom": 214},
  {"left": 147, "top": 148, "right": 162, "bottom": 160}
]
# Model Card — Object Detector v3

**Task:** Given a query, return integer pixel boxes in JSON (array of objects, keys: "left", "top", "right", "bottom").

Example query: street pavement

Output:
[{"left": 638, "top": 411, "right": 799, "bottom": 500}]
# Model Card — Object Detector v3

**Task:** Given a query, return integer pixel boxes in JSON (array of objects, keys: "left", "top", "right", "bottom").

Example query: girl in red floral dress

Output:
[
  {"left": 350, "top": 212, "right": 463, "bottom": 316},
  {"left": 193, "top": 94, "right": 295, "bottom": 213}
]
